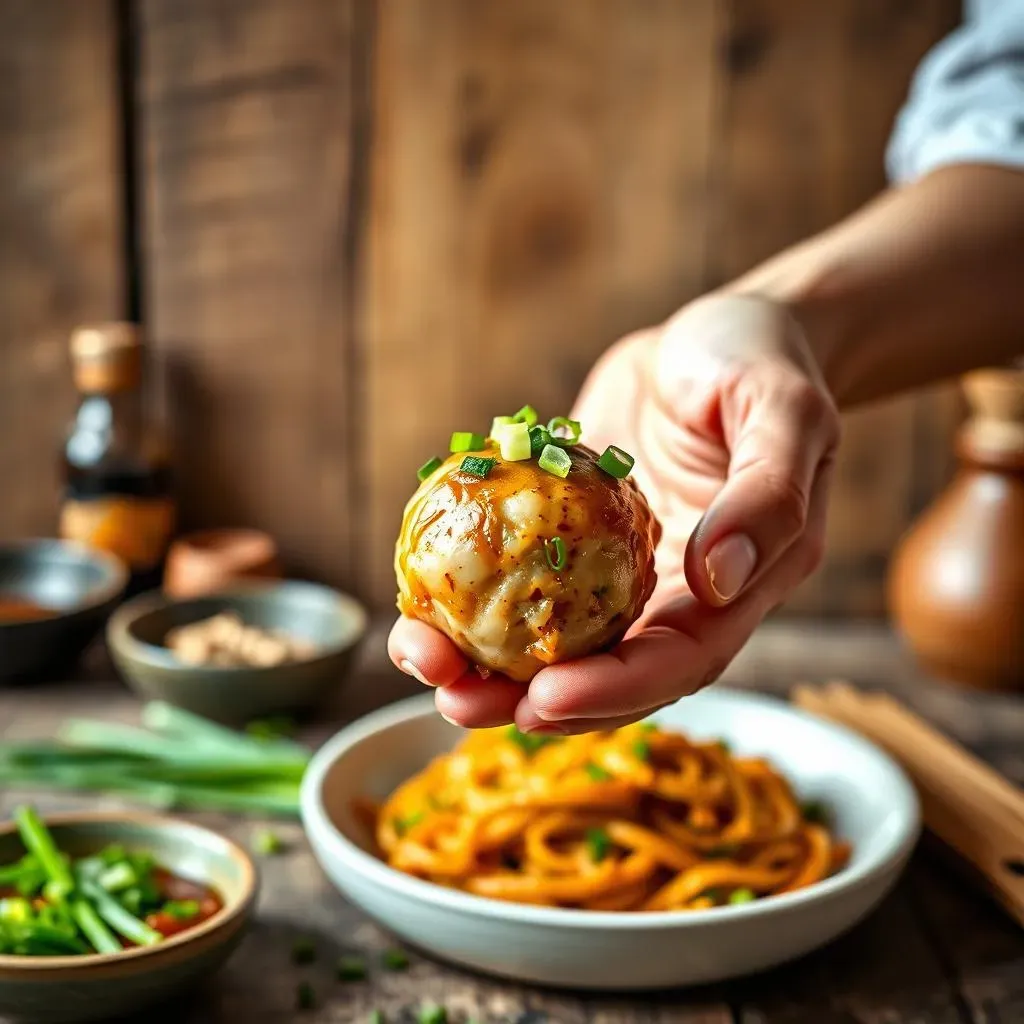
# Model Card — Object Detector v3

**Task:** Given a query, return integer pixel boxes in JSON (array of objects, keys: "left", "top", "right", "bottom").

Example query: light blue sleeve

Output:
[{"left": 887, "top": 0, "right": 1024, "bottom": 183}]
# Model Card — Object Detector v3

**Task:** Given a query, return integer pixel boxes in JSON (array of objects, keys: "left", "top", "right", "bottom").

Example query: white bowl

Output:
[{"left": 301, "top": 688, "right": 920, "bottom": 990}]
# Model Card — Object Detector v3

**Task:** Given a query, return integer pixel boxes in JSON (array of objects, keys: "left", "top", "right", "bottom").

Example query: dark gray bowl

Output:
[
  {"left": 107, "top": 581, "right": 368, "bottom": 722},
  {"left": 0, "top": 540, "right": 129, "bottom": 683}
]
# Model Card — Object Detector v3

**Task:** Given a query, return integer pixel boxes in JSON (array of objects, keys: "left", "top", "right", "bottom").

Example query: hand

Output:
[{"left": 389, "top": 293, "right": 840, "bottom": 732}]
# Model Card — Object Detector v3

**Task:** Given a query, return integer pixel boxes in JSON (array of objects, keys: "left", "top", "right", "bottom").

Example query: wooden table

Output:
[{"left": 2, "top": 620, "right": 1022, "bottom": 1024}]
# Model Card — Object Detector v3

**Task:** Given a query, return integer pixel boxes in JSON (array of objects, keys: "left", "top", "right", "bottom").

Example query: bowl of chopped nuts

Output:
[{"left": 106, "top": 581, "right": 367, "bottom": 722}]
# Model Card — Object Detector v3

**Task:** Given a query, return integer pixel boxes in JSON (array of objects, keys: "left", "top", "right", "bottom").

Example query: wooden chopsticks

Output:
[{"left": 792, "top": 681, "right": 1024, "bottom": 928}]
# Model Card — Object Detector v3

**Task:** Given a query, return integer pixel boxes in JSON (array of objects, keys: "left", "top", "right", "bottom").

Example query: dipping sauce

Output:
[{"left": 0, "top": 598, "right": 58, "bottom": 624}]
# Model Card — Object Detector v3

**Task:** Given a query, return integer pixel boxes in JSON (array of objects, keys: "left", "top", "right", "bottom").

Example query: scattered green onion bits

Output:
[
  {"left": 490, "top": 414, "right": 514, "bottom": 438},
  {"left": 544, "top": 535, "right": 567, "bottom": 571},
  {"left": 460, "top": 455, "right": 495, "bottom": 479},
  {"left": 729, "top": 887, "right": 757, "bottom": 905},
  {"left": 496, "top": 420, "right": 531, "bottom": 461},
  {"left": 597, "top": 444, "right": 635, "bottom": 479},
  {"left": 336, "top": 955, "right": 368, "bottom": 981},
  {"left": 416, "top": 456, "right": 443, "bottom": 482},
  {"left": 529, "top": 425, "right": 551, "bottom": 458},
  {"left": 585, "top": 762, "right": 612, "bottom": 782},
  {"left": 547, "top": 416, "right": 582, "bottom": 447},
  {"left": 538, "top": 443, "right": 571, "bottom": 479},
  {"left": 512, "top": 404, "right": 539, "bottom": 427},
  {"left": 585, "top": 827, "right": 611, "bottom": 863},
  {"left": 449, "top": 431, "right": 487, "bottom": 453}
]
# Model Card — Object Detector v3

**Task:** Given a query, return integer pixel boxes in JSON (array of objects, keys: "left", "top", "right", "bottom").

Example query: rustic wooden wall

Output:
[
  {"left": 0, "top": 0, "right": 962, "bottom": 614},
  {"left": 0, "top": 0, "right": 125, "bottom": 537}
]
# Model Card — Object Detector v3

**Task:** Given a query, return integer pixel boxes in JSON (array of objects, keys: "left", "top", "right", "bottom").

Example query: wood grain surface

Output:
[
  {"left": 0, "top": 0, "right": 970, "bottom": 616},
  {"left": 0, "top": 0, "right": 125, "bottom": 538},
  {"left": 1, "top": 620, "right": 1022, "bottom": 1023}
]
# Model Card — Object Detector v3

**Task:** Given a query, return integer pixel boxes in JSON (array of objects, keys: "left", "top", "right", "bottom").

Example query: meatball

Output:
[{"left": 395, "top": 440, "right": 660, "bottom": 682}]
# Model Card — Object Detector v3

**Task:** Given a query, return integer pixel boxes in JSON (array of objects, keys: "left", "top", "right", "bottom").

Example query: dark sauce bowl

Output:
[{"left": 0, "top": 540, "right": 129, "bottom": 684}]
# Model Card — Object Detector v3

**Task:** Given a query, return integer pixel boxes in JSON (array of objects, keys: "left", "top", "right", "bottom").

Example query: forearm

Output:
[{"left": 728, "top": 165, "right": 1024, "bottom": 408}]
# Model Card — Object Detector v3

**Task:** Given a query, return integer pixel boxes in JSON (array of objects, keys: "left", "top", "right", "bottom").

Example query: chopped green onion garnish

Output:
[
  {"left": 547, "top": 416, "right": 582, "bottom": 446},
  {"left": 543, "top": 535, "right": 567, "bottom": 571},
  {"left": 460, "top": 455, "right": 495, "bottom": 478},
  {"left": 381, "top": 947, "right": 410, "bottom": 970},
  {"left": 416, "top": 457, "right": 442, "bottom": 482},
  {"left": 417, "top": 1003, "right": 447, "bottom": 1024},
  {"left": 505, "top": 726, "right": 559, "bottom": 755},
  {"left": 538, "top": 444, "right": 571, "bottom": 478},
  {"left": 368, "top": 1013, "right": 386, "bottom": 1024},
  {"left": 296, "top": 981, "right": 316, "bottom": 1011},
  {"left": 585, "top": 827, "right": 611, "bottom": 863},
  {"left": 163, "top": 899, "right": 200, "bottom": 921},
  {"left": 496, "top": 420, "right": 531, "bottom": 461},
  {"left": 597, "top": 445, "right": 635, "bottom": 478},
  {"left": 245, "top": 715, "right": 297, "bottom": 741},
  {"left": 393, "top": 811, "right": 425, "bottom": 837},
  {"left": 97, "top": 861, "right": 137, "bottom": 893},
  {"left": 512, "top": 404, "right": 539, "bottom": 427},
  {"left": 639, "top": 721, "right": 659, "bottom": 733},
  {"left": 291, "top": 937, "right": 317, "bottom": 964},
  {"left": 336, "top": 955, "right": 367, "bottom": 981},
  {"left": 449, "top": 431, "right": 487, "bottom": 453},
  {"left": 529, "top": 425, "right": 551, "bottom": 457},
  {"left": 632, "top": 739, "right": 651, "bottom": 761},
  {"left": 252, "top": 828, "right": 285, "bottom": 856},
  {"left": 729, "top": 887, "right": 757, "bottom": 905},
  {"left": 801, "top": 800, "right": 829, "bottom": 825},
  {"left": 490, "top": 415, "right": 514, "bottom": 438},
  {"left": 585, "top": 762, "right": 612, "bottom": 782}
]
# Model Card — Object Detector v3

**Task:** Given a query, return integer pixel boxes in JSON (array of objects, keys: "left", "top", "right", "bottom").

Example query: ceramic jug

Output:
[{"left": 887, "top": 367, "right": 1024, "bottom": 692}]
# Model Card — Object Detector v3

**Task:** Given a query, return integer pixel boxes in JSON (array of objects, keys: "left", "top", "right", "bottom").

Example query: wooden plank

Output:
[
  {"left": 365, "top": 0, "right": 722, "bottom": 607},
  {"left": 0, "top": 0, "right": 125, "bottom": 541},
  {"left": 138, "top": 0, "right": 368, "bottom": 590},
  {"left": 708, "top": 0, "right": 961, "bottom": 616},
  {"left": 910, "top": 848, "right": 1024, "bottom": 1024},
  {"left": 5, "top": 620, "right": 1024, "bottom": 1020},
  {"left": 735, "top": 874, "right": 969, "bottom": 1024}
]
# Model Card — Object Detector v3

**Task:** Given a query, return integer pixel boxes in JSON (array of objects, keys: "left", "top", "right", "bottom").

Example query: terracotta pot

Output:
[
  {"left": 164, "top": 529, "right": 282, "bottom": 600},
  {"left": 887, "top": 368, "right": 1024, "bottom": 692}
]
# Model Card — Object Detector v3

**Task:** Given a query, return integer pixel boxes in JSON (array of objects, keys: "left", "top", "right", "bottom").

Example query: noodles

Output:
[{"left": 372, "top": 722, "right": 851, "bottom": 912}]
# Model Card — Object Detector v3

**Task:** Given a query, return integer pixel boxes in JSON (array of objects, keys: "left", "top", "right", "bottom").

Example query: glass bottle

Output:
[{"left": 60, "top": 323, "right": 176, "bottom": 592}]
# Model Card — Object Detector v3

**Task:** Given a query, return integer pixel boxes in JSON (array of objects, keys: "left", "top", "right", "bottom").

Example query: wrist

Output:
[{"left": 722, "top": 235, "right": 867, "bottom": 408}]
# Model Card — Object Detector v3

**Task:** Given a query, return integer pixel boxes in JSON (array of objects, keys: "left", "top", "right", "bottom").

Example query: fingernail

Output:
[
  {"left": 705, "top": 534, "right": 757, "bottom": 602},
  {"left": 521, "top": 723, "right": 568, "bottom": 736},
  {"left": 438, "top": 710, "right": 462, "bottom": 727},
  {"left": 399, "top": 659, "right": 431, "bottom": 686}
]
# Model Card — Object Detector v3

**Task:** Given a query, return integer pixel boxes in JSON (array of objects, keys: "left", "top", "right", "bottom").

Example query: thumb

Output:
[{"left": 684, "top": 377, "right": 839, "bottom": 606}]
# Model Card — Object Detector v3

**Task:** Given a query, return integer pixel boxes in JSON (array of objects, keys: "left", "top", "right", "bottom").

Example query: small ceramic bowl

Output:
[
  {"left": 0, "top": 540, "right": 129, "bottom": 683},
  {"left": 107, "top": 580, "right": 368, "bottom": 722},
  {"left": 301, "top": 688, "right": 921, "bottom": 991},
  {"left": 164, "top": 529, "right": 282, "bottom": 600},
  {"left": 0, "top": 812, "right": 258, "bottom": 1024}
]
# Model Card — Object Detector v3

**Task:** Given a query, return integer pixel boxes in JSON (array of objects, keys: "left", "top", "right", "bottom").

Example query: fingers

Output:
[
  {"left": 435, "top": 673, "right": 528, "bottom": 729},
  {"left": 684, "top": 375, "right": 838, "bottom": 606},
  {"left": 525, "top": 466, "right": 831, "bottom": 726},
  {"left": 388, "top": 617, "right": 468, "bottom": 687},
  {"left": 514, "top": 702, "right": 672, "bottom": 736}
]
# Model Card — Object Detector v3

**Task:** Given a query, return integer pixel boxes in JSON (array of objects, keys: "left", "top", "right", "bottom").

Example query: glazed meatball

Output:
[{"left": 395, "top": 439, "right": 660, "bottom": 682}]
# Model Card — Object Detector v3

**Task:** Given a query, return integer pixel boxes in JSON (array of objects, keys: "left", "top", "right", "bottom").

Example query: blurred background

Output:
[{"left": 0, "top": 0, "right": 964, "bottom": 616}]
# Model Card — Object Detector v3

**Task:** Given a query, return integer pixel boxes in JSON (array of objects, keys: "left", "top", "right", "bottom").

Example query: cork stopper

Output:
[
  {"left": 70, "top": 323, "right": 142, "bottom": 393},
  {"left": 956, "top": 368, "right": 1024, "bottom": 470}
]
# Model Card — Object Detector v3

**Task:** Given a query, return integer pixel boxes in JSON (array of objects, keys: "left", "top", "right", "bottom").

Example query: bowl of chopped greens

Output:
[{"left": 0, "top": 805, "right": 258, "bottom": 1023}]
